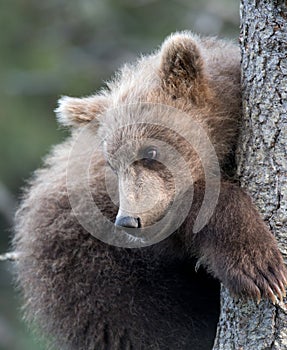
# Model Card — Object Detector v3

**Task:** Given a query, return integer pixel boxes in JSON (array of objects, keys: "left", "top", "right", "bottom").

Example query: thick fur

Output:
[{"left": 13, "top": 32, "right": 287, "bottom": 350}]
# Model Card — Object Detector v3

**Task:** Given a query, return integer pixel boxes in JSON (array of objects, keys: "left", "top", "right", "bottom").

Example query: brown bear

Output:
[{"left": 13, "top": 32, "right": 287, "bottom": 350}]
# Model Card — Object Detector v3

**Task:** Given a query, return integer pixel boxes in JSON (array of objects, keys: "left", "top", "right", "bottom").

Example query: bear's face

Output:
[
  {"left": 101, "top": 123, "right": 177, "bottom": 229},
  {"left": 96, "top": 102, "right": 201, "bottom": 230}
]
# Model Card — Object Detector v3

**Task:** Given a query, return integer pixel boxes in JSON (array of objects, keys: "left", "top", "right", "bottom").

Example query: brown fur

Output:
[{"left": 13, "top": 32, "right": 287, "bottom": 350}]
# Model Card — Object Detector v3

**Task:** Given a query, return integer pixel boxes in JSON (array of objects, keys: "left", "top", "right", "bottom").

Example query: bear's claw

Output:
[{"left": 221, "top": 252, "right": 287, "bottom": 305}]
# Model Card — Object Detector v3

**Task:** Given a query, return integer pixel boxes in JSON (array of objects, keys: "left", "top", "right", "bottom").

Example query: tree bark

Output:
[{"left": 213, "top": 1, "right": 287, "bottom": 349}]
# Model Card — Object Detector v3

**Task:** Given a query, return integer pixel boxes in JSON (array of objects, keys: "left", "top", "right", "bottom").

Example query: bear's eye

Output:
[{"left": 143, "top": 146, "right": 158, "bottom": 160}]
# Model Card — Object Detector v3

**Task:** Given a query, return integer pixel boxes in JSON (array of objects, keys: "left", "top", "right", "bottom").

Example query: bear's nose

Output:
[{"left": 115, "top": 216, "right": 141, "bottom": 228}]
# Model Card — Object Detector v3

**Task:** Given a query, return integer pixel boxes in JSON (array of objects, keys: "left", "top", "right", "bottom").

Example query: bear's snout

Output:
[{"left": 115, "top": 215, "right": 141, "bottom": 228}]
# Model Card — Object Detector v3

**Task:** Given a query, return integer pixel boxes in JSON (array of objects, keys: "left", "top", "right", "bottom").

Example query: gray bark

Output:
[{"left": 213, "top": 1, "right": 287, "bottom": 349}]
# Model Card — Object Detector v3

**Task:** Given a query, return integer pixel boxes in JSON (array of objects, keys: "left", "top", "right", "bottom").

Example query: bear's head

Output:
[{"left": 55, "top": 32, "right": 238, "bottom": 244}]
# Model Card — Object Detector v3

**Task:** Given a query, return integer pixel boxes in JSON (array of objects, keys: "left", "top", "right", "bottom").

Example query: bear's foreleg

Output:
[{"left": 191, "top": 181, "right": 287, "bottom": 303}]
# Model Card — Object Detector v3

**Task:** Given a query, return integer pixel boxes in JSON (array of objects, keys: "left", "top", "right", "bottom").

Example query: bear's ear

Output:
[
  {"left": 55, "top": 95, "right": 108, "bottom": 127},
  {"left": 160, "top": 33, "right": 209, "bottom": 103}
]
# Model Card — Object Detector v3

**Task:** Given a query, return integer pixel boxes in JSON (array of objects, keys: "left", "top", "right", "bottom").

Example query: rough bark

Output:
[{"left": 213, "top": 1, "right": 287, "bottom": 349}]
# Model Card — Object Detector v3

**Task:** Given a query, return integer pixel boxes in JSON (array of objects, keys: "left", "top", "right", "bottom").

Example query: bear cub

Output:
[{"left": 14, "top": 32, "right": 287, "bottom": 350}]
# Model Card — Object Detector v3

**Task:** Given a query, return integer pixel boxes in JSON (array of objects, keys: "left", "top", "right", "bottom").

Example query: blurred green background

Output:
[{"left": 0, "top": 1, "right": 239, "bottom": 349}]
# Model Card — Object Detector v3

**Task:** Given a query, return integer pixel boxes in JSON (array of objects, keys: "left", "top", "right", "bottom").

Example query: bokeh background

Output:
[{"left": 0, "top": 1, "right": 239, "bottom": 349}]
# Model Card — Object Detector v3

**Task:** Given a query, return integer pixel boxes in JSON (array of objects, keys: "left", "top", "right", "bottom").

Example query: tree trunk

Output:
[{"left": 213, "top": 1, "right": 287, "bottom": 349}]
